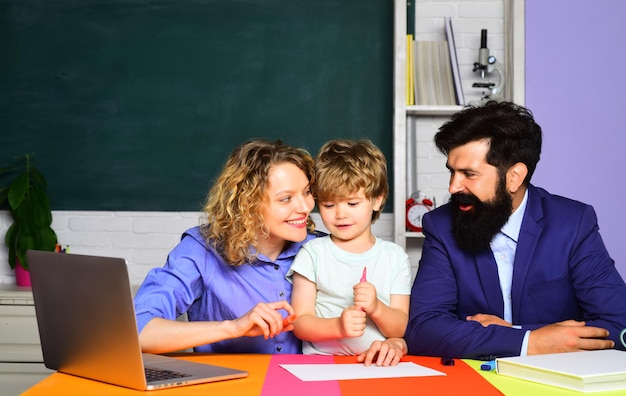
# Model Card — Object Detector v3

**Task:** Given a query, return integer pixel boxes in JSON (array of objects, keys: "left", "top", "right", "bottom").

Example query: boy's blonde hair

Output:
[
  {"left": 201, "top": 139, "right": 315, "bottom": 266},
  {"left": 314, "top": 139, "right": 388, "bottom": 223}
]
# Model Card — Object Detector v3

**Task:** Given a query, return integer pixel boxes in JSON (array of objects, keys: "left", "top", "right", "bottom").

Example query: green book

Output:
[{"left": 407, "top": 0, "right": 415, "bottom": 35}]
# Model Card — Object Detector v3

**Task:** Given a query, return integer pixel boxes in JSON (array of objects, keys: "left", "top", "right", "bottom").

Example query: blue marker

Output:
[{"left": 480, "top": 360, "right": 496, "bottom": 371}]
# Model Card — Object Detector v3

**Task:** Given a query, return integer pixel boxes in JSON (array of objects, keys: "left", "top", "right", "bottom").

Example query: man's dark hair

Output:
[{"left": 434, "top": 101, "right": 543, "bottom": 184}]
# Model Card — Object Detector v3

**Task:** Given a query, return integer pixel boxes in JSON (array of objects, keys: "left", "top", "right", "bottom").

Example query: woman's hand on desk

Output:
[{"left": 357, "top": 338, "right": 407, "bottom": 367}]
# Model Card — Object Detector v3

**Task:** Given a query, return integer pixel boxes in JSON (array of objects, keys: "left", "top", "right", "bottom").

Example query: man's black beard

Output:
[{"left": 450, "top": 180, "right": 513, "bottom": 253}]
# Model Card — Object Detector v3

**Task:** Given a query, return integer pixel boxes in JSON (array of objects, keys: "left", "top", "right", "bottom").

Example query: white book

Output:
[
  {"left": 444, "top": 17, "right": 464, "bottom": 105},
  {"left": 496, "top": 349, "right": 626, "bottom": 393},
  {"left": 436, "top": 40, "right": 456, "bottom": 106},
  {"left": 414, "top": 40, "right": 455, "bottom": 106}
]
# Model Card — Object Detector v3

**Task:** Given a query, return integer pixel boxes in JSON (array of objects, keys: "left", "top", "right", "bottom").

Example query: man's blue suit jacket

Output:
[{"left": 406, "top": 184, "right": 626, "bottom": 358}]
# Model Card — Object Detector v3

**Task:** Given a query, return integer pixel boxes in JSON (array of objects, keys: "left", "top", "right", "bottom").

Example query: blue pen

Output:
[{"left": 480, "top": 360, "right": 496, "bottom": 371}]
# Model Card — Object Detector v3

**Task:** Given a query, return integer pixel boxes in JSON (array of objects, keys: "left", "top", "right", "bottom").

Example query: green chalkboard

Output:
[{"left": 0, "top": 0, "right": 393, "bottom": 211}]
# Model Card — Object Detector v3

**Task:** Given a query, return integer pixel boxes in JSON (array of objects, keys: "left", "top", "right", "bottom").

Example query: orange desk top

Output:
[{"left": 22, "top": 354, "right": 626, "bottom": 396}]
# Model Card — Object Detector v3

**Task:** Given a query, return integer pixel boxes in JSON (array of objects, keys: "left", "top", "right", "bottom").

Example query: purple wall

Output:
[{"left": 526, "top": 0, "right": 626, "bottom": 278}]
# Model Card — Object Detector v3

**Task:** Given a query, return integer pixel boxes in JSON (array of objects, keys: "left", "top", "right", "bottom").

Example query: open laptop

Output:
[{"left": 27, "top": 250, "right": 248, "bottom": 390}]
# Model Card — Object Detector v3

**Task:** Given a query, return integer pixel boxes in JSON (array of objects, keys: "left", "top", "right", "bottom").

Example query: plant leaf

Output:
[
  {"left": 30, "top": 166, "right": 48, "bottom": 189},
  {"left": 8, "top": 171, "right": 28, "bottom": 210},
  {"left": 28, "top": 184, "right": 52, "bottom": 227},
  {"left": 35, "top": 227, "right": 58, "bottom": 252},
  {"left": 5, "top": 223, "right": 18, "bottom": 270},
  {"left": 15, "top": 230, "right": 35, "bottom": 270}
]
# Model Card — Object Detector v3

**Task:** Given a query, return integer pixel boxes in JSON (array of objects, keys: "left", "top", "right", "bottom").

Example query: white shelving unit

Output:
[
  {"left": 392, "top": 0, "right": 525, "bottom": 251},
  {"left": 406, "top": 106, "right": 463, "bottom": 117},
  {"left": 0, "top": 285, "right": 53, "bottom": 395}
]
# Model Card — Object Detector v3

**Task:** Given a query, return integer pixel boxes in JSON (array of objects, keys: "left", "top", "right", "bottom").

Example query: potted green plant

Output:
[{"left": 0, "top": 154, "right": 57, "bottom": 285}]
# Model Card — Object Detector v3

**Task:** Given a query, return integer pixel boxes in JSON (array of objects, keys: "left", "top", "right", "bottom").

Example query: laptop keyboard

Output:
[{"left": 145, "top": 367, "right": 192, "bottom": 382}]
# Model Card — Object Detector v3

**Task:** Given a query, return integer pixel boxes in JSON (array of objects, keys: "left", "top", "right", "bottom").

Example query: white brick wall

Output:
[
  {"left": 0, "top": 211, "right": 396, "bottom": 286},
  {"left": 0, "top": 211, "right": 199, "bottom": 285},
  {"left": 411, "top": 115, "right": 451, "bottom": 205}
]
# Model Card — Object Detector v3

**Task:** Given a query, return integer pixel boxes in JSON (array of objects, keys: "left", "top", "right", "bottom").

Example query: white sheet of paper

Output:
[{"left": 279, "top": 362, "right": 446, "bottom": 382}]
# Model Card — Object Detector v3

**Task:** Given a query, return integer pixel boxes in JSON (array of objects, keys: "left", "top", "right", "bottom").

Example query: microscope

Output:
[{"left": 470, "top": 29, "right": 505, "bottom": 106}]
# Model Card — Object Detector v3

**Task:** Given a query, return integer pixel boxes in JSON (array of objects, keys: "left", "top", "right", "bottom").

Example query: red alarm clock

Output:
[{"left": 406, "top": 196, "right": 434, "bottom": 232}]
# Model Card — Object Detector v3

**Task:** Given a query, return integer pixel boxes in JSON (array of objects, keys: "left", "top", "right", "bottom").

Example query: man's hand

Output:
[
  {"left": 466, "top": 313, "right": 512, "bottom": 328},
  {"left": 528, "top": 320, "right": 615, "bottom": 355}
]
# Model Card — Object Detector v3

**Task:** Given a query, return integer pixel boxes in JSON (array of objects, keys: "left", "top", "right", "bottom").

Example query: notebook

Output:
[
  {"left": 27, "top": 250, "right": 248, "bottom": 391},
  {"left": 496, "top": 349, "right": 626, "bottom": 393}
]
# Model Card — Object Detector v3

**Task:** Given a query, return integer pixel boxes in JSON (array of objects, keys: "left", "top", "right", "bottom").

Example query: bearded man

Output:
[{"left": 405, "top": 101, "right": 626, "bottom": 358}]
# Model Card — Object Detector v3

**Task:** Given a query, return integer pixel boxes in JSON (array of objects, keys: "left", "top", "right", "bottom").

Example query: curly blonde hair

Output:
[
  {"left": 315, "top": 139, "right": 388, "bottom": 223},
  {"left": 201, "top": 140, "right": 315, "bottom": 266}
]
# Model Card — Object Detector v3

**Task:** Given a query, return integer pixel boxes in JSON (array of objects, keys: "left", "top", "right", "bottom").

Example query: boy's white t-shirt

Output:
[{"left": 288, "top": 236, "right": 412, "bottom": 356}]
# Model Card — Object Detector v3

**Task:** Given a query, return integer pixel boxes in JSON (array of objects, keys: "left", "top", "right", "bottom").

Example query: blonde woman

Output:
[{"left": 134, "top": 140, "right": 320, "bottom": 354}]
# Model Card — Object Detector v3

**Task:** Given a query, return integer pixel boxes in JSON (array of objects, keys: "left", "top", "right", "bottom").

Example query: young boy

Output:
[{"left": 289, "top": 139, "right": 412, "bottom": 366}]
